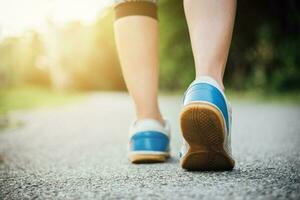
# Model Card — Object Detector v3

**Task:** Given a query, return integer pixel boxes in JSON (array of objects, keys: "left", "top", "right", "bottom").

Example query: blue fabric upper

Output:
[
  {"left": 130, "top": 131, "right": 169, "bottom": 152},
  {"left": 183, "top": 83, "right": 229, "bottom": 133}
]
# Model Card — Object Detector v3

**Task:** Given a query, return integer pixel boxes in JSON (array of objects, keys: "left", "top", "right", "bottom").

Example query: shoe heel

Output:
[
  {"left": 180, "top": 102, "right": 234, "bottom": 171},
  {"left": 129, "top": 132, "right": 169, "bottom": 163}
]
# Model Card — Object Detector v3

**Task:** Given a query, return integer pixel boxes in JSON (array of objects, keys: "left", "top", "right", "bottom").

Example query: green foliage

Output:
[
  {"left": 0, "top": 33, "right": 49, "bottom": 87},
  {"left": 0, "top": 1, "right": 299, "bottom": 93},
  {"left": 0, "top": 86, "right": 84, "bottom": 114},
  {"left": 158, "top": 0, "right": 300, "bottom": 92},
  {"left": 0, "top": 9, "right": 125, "bottom": 91},
  {"left": 159, "top": 0, "right": 194, "bottom": 91}
]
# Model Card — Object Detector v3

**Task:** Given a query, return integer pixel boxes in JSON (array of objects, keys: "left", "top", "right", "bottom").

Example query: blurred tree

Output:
[
  {"left": 158, "top": 0, "right": 300, "bottom": 92},
  {"left": 43, "top": 10, "right": 125, "bottom": 91},
  {"left": 0, "top": 1, "right": 299, "bottom": 93},
  {"left": 0, "top": 31, "right": 49, "bottom": 88},
  {"left": 159, "top": 0, "right": 194, "bottom": 91}
]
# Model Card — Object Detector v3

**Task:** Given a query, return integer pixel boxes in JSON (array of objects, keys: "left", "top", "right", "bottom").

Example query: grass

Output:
[
  {"left": 0, "top": 86, "right": 299, "bottom": 131},
  {"left": 226, "top": 89, "right": 300, "bottom": 105},
  {"left": 0, "top": 86, "right": 86, "bottom": 115},
  {"left": 1, "top": 86, "right": 299, "bottom": 115},
  {"left": 0, "top": 86, "right": 86, "bottom": 130},
  {"left": 161, "top": 89, "right": 300, "bottom": 105}
]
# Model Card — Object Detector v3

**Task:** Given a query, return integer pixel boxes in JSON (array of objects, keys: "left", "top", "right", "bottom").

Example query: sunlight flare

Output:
[{"left": 0, "top": 0, "right": 113, "bottom": 38}]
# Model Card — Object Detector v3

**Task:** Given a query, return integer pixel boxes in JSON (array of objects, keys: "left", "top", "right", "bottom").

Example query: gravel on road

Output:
[{"left": 0, "top": 93, "right": 299, "bottom": 199}]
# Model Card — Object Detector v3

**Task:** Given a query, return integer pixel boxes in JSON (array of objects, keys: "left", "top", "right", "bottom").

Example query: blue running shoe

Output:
[
  {"left": 128, "top": 119, "right": 170, "bottom": 163},
  {"left": 180, "top": 76, "right": 235, "bottom": 170}
]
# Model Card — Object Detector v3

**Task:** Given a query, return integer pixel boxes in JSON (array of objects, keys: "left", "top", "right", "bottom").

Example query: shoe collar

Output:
[
  {"left": 189, "top": 76, "right": 224, "bottom": 96},
  {"left": 129, "top": 118, "right": 170, "bottom": 138},
  {"left": 184, "top": 76, "right": 228, "bottom": 105},
  {"left": 184, "top": 76, "right": 232, "bottom": 133}
]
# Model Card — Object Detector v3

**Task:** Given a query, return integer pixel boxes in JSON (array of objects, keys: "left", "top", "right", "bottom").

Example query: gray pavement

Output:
[{"left": 0, "top": 93, "right": 300, "bottom": 200}]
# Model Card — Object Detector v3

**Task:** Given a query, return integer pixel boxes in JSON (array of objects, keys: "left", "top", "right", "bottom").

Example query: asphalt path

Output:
[{"left": 0, "top": 93, "right": 299, "bottom": 199}]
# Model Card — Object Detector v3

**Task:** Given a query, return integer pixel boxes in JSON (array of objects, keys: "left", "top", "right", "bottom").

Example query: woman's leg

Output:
[
  {"left": 114, "top": 1, "right": 170, "bottom": 163},
  {"left": 180, "top": 0, "right": 237, "bottom": 170},
  {"left": 114, "top": 1, "right": 163, "bottom": 124},
  {"left": 184, "top": 0, "right": 237, "bottom": 90}
]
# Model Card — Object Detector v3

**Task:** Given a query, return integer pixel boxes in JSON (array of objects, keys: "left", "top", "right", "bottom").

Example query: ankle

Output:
[
  {"left": 195, "top": 74, "right": 224, "bottom": 91},
  {"left": 137, "top": 113, "right": 165, "bottom": 126}
]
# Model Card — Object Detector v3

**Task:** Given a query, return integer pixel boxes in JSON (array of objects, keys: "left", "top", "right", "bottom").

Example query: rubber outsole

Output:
[
  {"left": 130, "top": 154, "right": 169, "bottom": 164},
  {"left": 180, "top": 103, "right": 235, "bottom": 171}
]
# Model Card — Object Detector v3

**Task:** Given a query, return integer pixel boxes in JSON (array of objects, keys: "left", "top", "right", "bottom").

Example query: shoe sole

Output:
[
  {"left": 129, "top": 153, "right": 169, "bottom": 164},
  {"left": 180, "top": 103, "right": 235, "bottom": 171}
]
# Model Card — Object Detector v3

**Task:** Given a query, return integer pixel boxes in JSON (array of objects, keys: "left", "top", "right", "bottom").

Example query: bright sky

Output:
[{"left": 0, "top": 0, "right": 113, "bottom": 38}]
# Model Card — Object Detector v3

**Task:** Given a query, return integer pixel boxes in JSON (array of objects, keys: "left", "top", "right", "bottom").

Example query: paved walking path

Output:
[{"left": 0, "top": 93, "right": 299, "bottom": 199}]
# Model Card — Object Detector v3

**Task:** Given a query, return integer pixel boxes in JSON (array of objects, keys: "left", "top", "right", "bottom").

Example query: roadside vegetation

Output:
[
  {"left": 0, "top": 86, "right": 84, "bottom": 115},
  {"left": 0, "top": 0, "right": 299, "bottom": 117}
]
